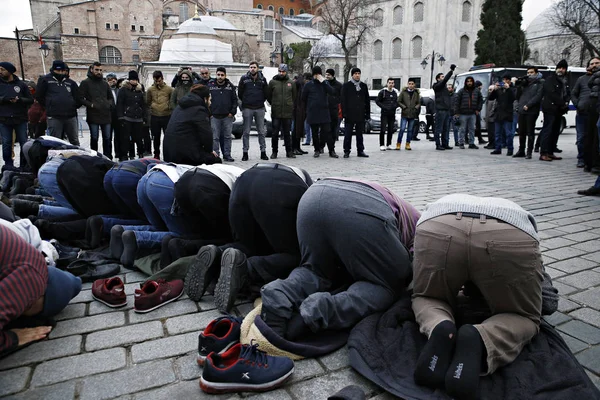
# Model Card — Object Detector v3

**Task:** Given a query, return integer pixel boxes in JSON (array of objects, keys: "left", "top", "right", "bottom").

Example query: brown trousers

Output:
[{"left": 412, "top": 213, "right": 543, "bottom": 374}]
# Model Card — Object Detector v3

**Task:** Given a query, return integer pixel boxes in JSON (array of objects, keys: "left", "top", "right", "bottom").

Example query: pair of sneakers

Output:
[
  {"left": 92, "top": 277, "right": 184, "bottom": 313},
  {"left": 198, "top": 315, "right": 294, "bottom": 394}
]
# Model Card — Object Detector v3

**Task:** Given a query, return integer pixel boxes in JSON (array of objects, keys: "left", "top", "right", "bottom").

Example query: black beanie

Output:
[
  {"left": 0, "top": 62, "right": 16, "bottom": 74},
  {"left": 128, "top": 70, "right": 139, "bottom": 81},
  {"left": 556, "top": 59, "right": 568, "bottom": 70}
]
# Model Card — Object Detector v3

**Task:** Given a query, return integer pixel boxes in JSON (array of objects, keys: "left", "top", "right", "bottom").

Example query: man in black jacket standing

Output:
[
  {"left": 514, "top": 66, "right": 544, "bottom": 159},
  {"left": 36, "top": 60, "right": 80, "bottom": 145},
  {"left": 539, "top": 60, "right": 570, "bottom": 162},
  {"left": 116, "top": 70, "right": 146, "bottom": 161},
  {"left": 79, "top": 62, "right": 114, "bottom": 159},
  {"left": 341, "top": 67, "right": 370, "bottom": 158},
  {"left": 432, "top": 65, "right": 456, "bottom": 150},
  {"left": 302, "top": 66, "right": 338, "bottom": 158},
  {"left": 238, "top": 61, "right": 269, "bottom": 161},
  {"left": 325, "top": 68, "right": 343, "bottom": 143},
  {"left": 0, "top": 62, "right": 33, "bottom": 168},
  {"left": 376, "top": 78, "right": 398, "bottom": 151},
  {"left": 209, "top": 67, "right": 237, "bottom": 162}
]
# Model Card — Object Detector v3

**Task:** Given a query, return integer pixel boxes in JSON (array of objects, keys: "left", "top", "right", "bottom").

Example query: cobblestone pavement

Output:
[{"left": 1, "top": 129, "right": 600, "bottom": 399}]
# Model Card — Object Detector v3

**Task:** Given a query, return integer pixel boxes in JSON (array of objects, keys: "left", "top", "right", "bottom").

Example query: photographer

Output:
[
  {"left": 488, "top": 74, "right": 516, "bottom": 156},
  {"left": 513, "top": 66, "right": 544, "bottom": 159}
]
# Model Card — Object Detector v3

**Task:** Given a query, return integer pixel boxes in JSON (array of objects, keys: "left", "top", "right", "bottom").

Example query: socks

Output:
[
  {"left": 414, "top": 320, "right": 457, "bottom": 389},
  {"left": 445, "top": 324, "right": 483, "bottom": 400}
]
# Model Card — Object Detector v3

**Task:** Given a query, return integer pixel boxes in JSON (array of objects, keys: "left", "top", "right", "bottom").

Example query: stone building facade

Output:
[{"left": 252, "top": 0, "right": 313, "bottom": 18}]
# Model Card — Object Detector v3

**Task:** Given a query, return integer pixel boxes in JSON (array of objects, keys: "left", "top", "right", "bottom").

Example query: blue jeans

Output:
[
  {"left": 458, "top": 114, "right": 476, "bottom": 145},
  {"left": 397, "top": 118, "right": 414, "bottom": 144},
  {"left": 38, "top": 158, "right": 74, "bottom": 210},
  {"left": 512, "top": 112, "right": 518, "bottom": 137},
  {"left": 89, "top": 123, "right": 112, "bottom": 159},
  {"left": 575, "top": 114, "right": 588, "bottom": 162},
  {"left": 0, "top": 122, "right": 27, "bottom": 167},
  {"left": 434, "top": 110, "right": 451, "bottom": 147},
  {"left": 211, "top": 116, "right": 233, "bottom": 157},
  {"left": 304, "top": 120, "right": 312, "bottom": 144},
  {"left": 495, "top": 121, "right": 514, "bottom": 151},
  {"left": 101, "top": 217, "right": 148, "bottom": 235},
  {"left": 104, "top": 165, "right": 147, "bottom": 220},
  {"left": 242, "top": 107, "right": 266, "bottom": 152},
  {"left": 38, "top": 204, "right": 80, "bottom": 220}
]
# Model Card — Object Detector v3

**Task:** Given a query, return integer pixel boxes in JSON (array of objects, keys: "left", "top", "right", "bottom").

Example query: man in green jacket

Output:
[
  {"left": 146, "top": 70, "right": 173, "bottom": 159},
  {"left": 397, "top": 80, "right": 421, "bottom": 150},
  {"left": 79, "top": 62, "right": 114, "bottom": 158},
  {"left": 267, "top": 64, "right": 297, "bottom": 159}
]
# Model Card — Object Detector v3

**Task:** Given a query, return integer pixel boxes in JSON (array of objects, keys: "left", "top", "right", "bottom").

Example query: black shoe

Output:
[
  {"left": 578, "top": 186, "right": 600, "bottom": 196},
  {"left": 478, "top": 139, "right": 488, "bottom": 145},
  {"left": 110, "top": 225, "right": 125, "bottom": 260},
  {"left": 343, "top": 152, "right": 350, "bottom": 158},
  {"left": 298, "top": 149, "right": 308, "bottom": 154},
  {"left": 214, "top": 248, "right": 248, "bottom": 313},
  {"left": 12, "top": 199, "right": 39, "bottom": 218},
  {"left": 270, "top": 152, "right": 277, "bottom": 159},
  {"left": 286, "top": 151, "right": 296, "bottom": 158},
  {"left": 260, "top": 152, "right": 269, "bottom": 161},
  {"left": 484, "top": 144, "right": 495, "bottom": 149},
  {"left": 490, "top": 150, "right": 501, "bottom": 155},
  {"left": 329, "top": 151, "right": 339, "bottom": 158},
  {"left": 412, "top": 137, "right": 421, "bottom": 141},
  {"left": 592, "top": 167, "right": 600, "bottom": 175},
  {"left": 468, "top": 144, "right": 479, "bottom": 149},
  {"left": 443, "top": 146, "right": 453, "bottom": 150},
  {"left": 577, "top": 160, "right": 585, "bottom": 168},
  {"left": 302, "top": 142, "right": 311, "bottom": 146},
  {"left": 120, "top": 230, "right": 137, "bottom": 268},
  {"left": 436, "top": 146, "right": 445, "bottom": 151},
  {"left": 428, "top": 137, "right": 435, "bottom": 142},
  {"left": 553, "top": 148, "right": 563, "bottom": 153},
  {"left": 9, "top": 178, "right": 30, "bottom": 196},
  {"left": 86, "top": 216, "right": 104, "bottom": 249},
  {"left": 534, "top": 146, "right": 540, "bottom": 153},
  {"left": 224, "top": 156, "right": 235, "bottom": 162},
  {"left": 313, "top": 151, "right": 320, "bottom": 158},
  {"left": 0, "top": 171, "right": 17, "bottom": 192},
  {"left": 584, "top": 166, "right": 592, "bottom": 172},
  {"left": 13, "top": 194, "right": 43, "bottom": 202},
  {"left": 292, "top": 149, "right": 303, "bottom": 155},
  {"left": 242, "top": 152, "right": 248, "bottom": 161},
  {"left": 506, "top": 150, "right": 513, "bottom": 156},
  {"left": 513, "top": 150, "right": 525, "bottom": 158},
  {"left": 525, "top": 153, "right": 532, "bottom": 159},
  {"left": 459, "top": 145, "right": 465, "bottom": 149},
  {"left": 185, "top": 245, "right": 223, "bottom": 301},
  {"left": 319, "top": 148, "right": 325, "bottom": 154},
  {"left": 357, "top": 152, "right": 369, "bottom": 158}
]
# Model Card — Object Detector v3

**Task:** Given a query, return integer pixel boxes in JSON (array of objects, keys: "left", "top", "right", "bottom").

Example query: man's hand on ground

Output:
[{"left": 11, "top": 326, "right": 52, "bottom": 346}]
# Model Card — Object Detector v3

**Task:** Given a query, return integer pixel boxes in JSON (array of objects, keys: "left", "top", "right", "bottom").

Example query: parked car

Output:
[{"left": 232, "top": 103, "right": 273, "bottom": 139}]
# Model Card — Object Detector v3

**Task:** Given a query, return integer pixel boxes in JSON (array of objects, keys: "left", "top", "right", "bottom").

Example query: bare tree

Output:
[
  {"left": 316, "top": 0, "right": 376, "bottom": 81},
  {"left": 548, "top": 0, "right": 600, "bottom": 58},
  {"left": 231, "top": 33, "right": 249, "bottom": 63},
  {"left": 307, "top": 40, "right": 328, "bottom": 70}
]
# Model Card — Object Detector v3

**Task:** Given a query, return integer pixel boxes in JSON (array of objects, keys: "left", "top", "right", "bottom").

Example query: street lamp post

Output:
[
  {"left": 421, "top": 50, "right": 446, "bottom": 88},
  {"left": 14, "top": 27, "right": 51, "bottom": 80},
  {"left": 270, "top": 42, "right": 295, "bottom": 67}
]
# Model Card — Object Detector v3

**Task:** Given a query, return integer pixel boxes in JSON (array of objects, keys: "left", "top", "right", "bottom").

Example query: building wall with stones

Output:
[{"left": 0, "top": 38, "right": 58, "bottom": 82}]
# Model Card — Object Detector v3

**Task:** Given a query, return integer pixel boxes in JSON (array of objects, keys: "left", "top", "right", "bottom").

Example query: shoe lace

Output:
[{"left": 240, "top": 341, "right": 269, "bottom": 367}]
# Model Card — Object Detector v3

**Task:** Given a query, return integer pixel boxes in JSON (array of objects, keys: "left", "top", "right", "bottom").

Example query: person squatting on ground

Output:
[
  {"left": 208, "top": 67, "right": 237, "bottom": 162},
  {"left": 184, "top": 163, "right": 313, "bottom": 313},
  {"left": 238, "top": 61, "right": 269, "bottom": 161},
  {"left": 267, "top": 64, "right": 297, "bottom": 159},
  {"left": 259, "top": 178, "right": 419, "bottom": 340},
  {"left": 411, "top": 194, "right": 547, "bottom": 400},
  {"left": 341, "top": 68, "right": 370, "bottom": 158},
  {"left": 376, "top": 78, "right": 398, "bottom": 151}
]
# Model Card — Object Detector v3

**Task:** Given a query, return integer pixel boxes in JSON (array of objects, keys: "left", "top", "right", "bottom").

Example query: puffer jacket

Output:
[
  {"left": 146, "top": 81, "right": 173, "bottom": 116},
  {"left": 267, "top": 74, "right": 297, "bottom": 119},
  {"left": 376, "top": 88, "right": 398, "bottom": 115},
  {"left": 169, "top": 70, "right": 193, "bottom": 110},
  {"left": 516, "top": 74, "right": 544, "bottom": 115},
  {"left": 453, "top": 86, "right": 483, "bottom": 115},
  {"left": 398, "top": 87, "right": 421, "bottom": 119},
  {"left": 79, "top": 70, "right": 114, "bottom": 124},
  {"left": 116, "top": 80, "right": 146, "bottom": 121}
]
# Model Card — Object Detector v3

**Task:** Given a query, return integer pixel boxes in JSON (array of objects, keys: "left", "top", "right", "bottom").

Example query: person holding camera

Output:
[
  {"left": 488, "top": 74, "right": 516, "bottom": 156},
  {"left": 539, "top": 60, "right": 570, "bottom": 162},
  {"left": 513, "top": 66, "right": 544, "bottom": 159}
]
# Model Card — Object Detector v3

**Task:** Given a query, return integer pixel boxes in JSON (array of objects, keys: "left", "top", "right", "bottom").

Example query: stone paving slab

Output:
[{"left": 2, "top": 131, "right": 600, "bottom": 398}]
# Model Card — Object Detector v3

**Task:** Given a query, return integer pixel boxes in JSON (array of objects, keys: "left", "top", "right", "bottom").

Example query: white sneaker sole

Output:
[{"left": 199, "top": 367, "right": 294, "bottom": 394}]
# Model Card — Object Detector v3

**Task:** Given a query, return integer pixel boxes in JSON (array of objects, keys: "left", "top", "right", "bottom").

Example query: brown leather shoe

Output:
[
  {"left": 539, "top": 155, "right": 553, "bottom": 162},
  {"left": 549, "top": 154, "right": 563, "bottom": 160}
]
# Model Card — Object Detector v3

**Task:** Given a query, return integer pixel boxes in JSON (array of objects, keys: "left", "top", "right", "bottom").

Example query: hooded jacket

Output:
[
  {"left": 238, "top": 71, "right": 268, "bottom": 109},
  {"left": 0, "top": 74, "right": 33, "bottom": 123},
  {"left": 376, "top": 88, "right": 398, "bottom": 116},
  {"left": 453, "top": 80, "right": 483, "bottom": 115},
  {"left": 398, "top": 87, "right": 421, "bottom": 119},
  {"left": 542, "top": 72, "right": 570, "bottom": 114},
  {"left": 208, "top": 78, "right": 237, "bottom": 117},
  {"left": 516, "top": 73, "right": 544, "bottom": 115},
  {"left": 267, "top": 74, "right": 297, "bottom": 119},
  {"left": 116, "top": 80, "right": 146, "bottom": 121},
  {"left": 169, "top": 70, "right": 194, "bottom": 110},
  {"left": 79, "top": 69, "right": 114, "bottom": 124},
  {"left": 146, "top": 81, "right": 173, "bottom": 117},
  {"left": 432, "top": 70, "right": 454, "bottom": 110},
  {"left": 163, "top": 92, "right": 220, "bottom": 166},
  {"left": 36, "top": 72, "right": 80, "bottom": 119}
]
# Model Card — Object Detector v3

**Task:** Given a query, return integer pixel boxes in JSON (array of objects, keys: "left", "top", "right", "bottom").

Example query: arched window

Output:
[
  {"left": 268, "top": 5, "right": 274, "bottom": 11},
  {"left": 164, "top": 6, "right": 173, "bottom": 14},
  {"left": 299, "top": 9, "right": 305, "bottom": 14},
  {"left": 393, "top": 6, "right": 403, "bottom": 25},
  {"left": 462, "top": 1, "right": 471, "bottom": 22},
  {"left": 414, "top": 2, "right": 424, "bottom": 23},
  {"left": 392, "top": 38, "right": 402, "bottom": 59},
  {"left": 179, "top": 2, "right": 189, "bottom": 21},
  {"left": 412, "top": 35, "right": 422, "bottom": 58},
  {"left": 279, "top": 6, "right": 284, "bottom": 15},
  {"left": 374, "top": 8, "right": 384, "bottom": 27},
  {"left": 257, "top": 4, "right": 263, "bottom": 9},
  {"left": 374, "top": 40, "right": 383, "bottom": 60},
  {"left": 289, "top": 8, "right": 294, "bottom": 15},
  {"left": 99, "top": 46, "right": 122, "bottom": 64},
  {"left": 460, "top": 35, "right": 469, "bottom": 58},
  {"left": 334, "top": 64, "right": 340, "bottom": 77}
]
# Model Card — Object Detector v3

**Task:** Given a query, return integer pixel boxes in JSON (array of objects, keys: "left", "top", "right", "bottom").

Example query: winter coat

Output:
[
  {"left": 376, "top": 88, "right": 398, "bottom": 116},
  {"left": 587, "top": 68, "right": 600, "bottom": 112},
  {"left": 398, "top": 88, "right": 421, "bottom": 119},
  {"left": 571, "top": 74, "right": 592, "bottom": 114},
  {"left": 163, "top": 92, "right": 220, "bottom": 166},
  {"left": 0, "top": 75, "right": 33, "bottom": 123},
  {"left": 36, "top": 73, "right": 80, "bottom": 119},
  {"left": 169, "top": 70, "right": 194, "bottom": 110},
  {"left": 79, "top": 70, "right": 114, "bottom": 124},
  {"left": 302, "top": 79, "right": 334, "bottom": 125},
  {"left": 488, "top": 86, "right": 516, "bottom": 122},
  {"left": 116, "top": 80, "right": 146, "bottom": 121},
  {"left": 146, "top": 82, "right": 173, "bottom": 117},
  {"left": 327, "top": 78, "right": 343, "bottom": 114},
  {"left": 208, "top": 78, "right": 237, "bottom": 117},
  {"left": 516, "top": 75, "right": 544, "bottom": 115},
  {"left": 453, "top": 87, "right": 483, "bottom": 115},
  {"left": 238, "top": 71, "right": 268, "bottom": 109},
  {"left": 341, "top": 80, "right": 370, "bottom": 122},
  {"left": 267, "top": 74, "right": 297, "bottom": 119},
  {"left": 432, "top": 70, "right": 454, "bottom": 110},
  {"left": 541, "top": 73, "right": 570, "bottom": 115}
]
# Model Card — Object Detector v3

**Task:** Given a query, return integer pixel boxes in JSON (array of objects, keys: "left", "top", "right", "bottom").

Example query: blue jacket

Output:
[
  {"left": 302, "top": 79, "right": 334, "bottom": 125},
  {"left": 0, "top": 75, "right": 33, "bottom": 123},
  {"left": 36, "top": 73, "right": 80, "bottom": 118},
  {"left": 238, "top": 72, "right": 267, "bottom": 109},
  {"left": 208, "top": 78, "right": 237, "bottom": 117}
]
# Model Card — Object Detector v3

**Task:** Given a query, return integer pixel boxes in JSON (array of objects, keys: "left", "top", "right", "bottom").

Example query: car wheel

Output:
[{"left": 419, "top": 122, "right": 426, "bottom": 134}]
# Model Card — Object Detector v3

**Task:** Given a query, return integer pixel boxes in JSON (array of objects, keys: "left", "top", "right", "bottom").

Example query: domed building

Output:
[{"left": 309, "top": 34, "right": 357, "bottom": 77}]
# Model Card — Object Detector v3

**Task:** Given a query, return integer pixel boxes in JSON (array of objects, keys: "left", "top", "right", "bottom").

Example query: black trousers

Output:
[
  {"left": 271, "top": 118, "right": 292, "bottom": 153},
  {"left": 518, "top": 113, "right": 538, "bottom": 153},
  {"left": 379, "top": 114, "right": 395, "bottom": 146},
  {"left": 311, "top": 123, "right": 333, "bottom": 152},
  {"left": 119, "top": 120, "right": 144, "bottom": 160},
  {"left": 584, "top": 101, "right": 599, "bottom": 168},
  {"left": 540, "top": 112, "right": 562, "bottom": 155},
  {"left": 487, "top": 120, "right": 496, "bottom": 148},
  {"left": 222, "top": 165, "right": 308, "bottom": 284},
  {"left": 329, "top": 112, "right": 340, "bottom": 142},
  {"left": 150, "top": 115, "right": 170, "bottom": 158},
  {"left": 343, "top": 120, "right": 365, "bottom": 153}
]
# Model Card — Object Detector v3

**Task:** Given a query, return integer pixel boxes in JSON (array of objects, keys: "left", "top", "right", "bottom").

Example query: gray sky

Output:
[{"left": 0, "top": 0, "right": 557, "bottom": 38}]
